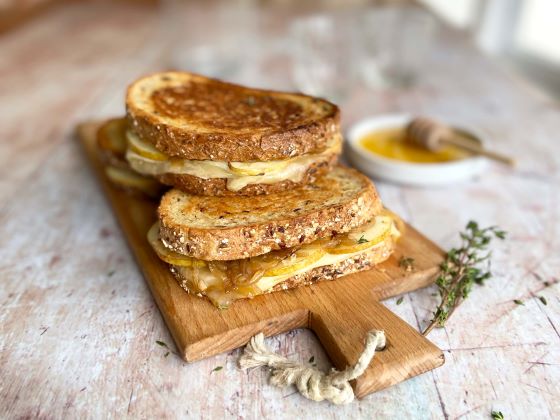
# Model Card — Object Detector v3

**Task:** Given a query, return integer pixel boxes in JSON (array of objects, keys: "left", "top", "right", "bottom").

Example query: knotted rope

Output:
[{"left": 238, "top": 330, "right": 386, "bottom": 405}]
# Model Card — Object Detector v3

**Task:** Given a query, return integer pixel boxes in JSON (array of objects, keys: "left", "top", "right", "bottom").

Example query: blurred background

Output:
[{"left": 1, "top": 0, "right": 559, "bottom": 102}]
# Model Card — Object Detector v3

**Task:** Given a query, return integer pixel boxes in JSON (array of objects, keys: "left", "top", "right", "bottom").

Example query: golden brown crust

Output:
[
  {"left": 158, "top": 166, "right": 383, "bottom": 261},
  {"left": 154, "top": 153, "right": 337, "bottom": 196},
  {"left": 126, "top": 71, "right": 340, "bottom": 161}
]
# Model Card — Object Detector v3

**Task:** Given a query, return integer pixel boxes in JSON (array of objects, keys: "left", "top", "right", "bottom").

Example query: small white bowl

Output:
[{"left": 346, "top": 114, "right": 487, "bottom": 187}]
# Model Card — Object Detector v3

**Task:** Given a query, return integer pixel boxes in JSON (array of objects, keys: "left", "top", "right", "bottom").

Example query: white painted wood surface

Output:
[{"left": 1, "top": 3, "right": 559, "bottom": 419}]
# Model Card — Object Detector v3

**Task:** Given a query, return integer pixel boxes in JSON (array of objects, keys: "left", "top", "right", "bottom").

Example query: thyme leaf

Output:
[
  {"left": 491, "top": 410, "right": 504, "bottom": 420},
  {"left": 399, "top": 256, "right": 415, "bottom": 271},
  {"left": 423, "top": 221, "right": 506, "bottom": 336},
  {"left": 513, "top": 299, "right": 524, "bottom": 305},
  {"left": 538, "top": 296, "right": 548, "bottom": 306},
  {"left": 396, "top": 296, "right": 404, "bottom": 305},
  {"left": 357, "top": 235, "right": 369, "bottom": 244},
  {"left": 212, "top": 366, "right": 223, "bottom": 373}
]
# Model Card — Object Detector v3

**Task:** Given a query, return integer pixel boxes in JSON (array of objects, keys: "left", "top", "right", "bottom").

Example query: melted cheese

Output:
[
  {"left": 168, "top": 216, "right": 400, "bottom": 308},
  {"left": 125, "top": 131, "right": 341, "bottom": 192},
  {"left": 237, "top": 241, "right": 388, "bottom": 290}
]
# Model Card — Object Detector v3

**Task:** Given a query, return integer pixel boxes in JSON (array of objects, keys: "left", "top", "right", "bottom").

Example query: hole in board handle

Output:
[{"left": 377, "top": 340, "right": 388, "bottom": 352}]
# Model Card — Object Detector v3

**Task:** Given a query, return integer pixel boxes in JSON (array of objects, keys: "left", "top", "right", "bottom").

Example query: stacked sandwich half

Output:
[{"left": 98, "top": 72, "right": 400, "bottom": 308}]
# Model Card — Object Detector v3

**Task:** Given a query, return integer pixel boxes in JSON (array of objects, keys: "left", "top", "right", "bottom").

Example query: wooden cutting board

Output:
[{"left": 78, "top": 121, "right": 445, "bottom": 399}]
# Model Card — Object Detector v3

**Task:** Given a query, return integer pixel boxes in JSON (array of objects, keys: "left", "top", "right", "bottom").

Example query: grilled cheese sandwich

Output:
[
  {"left": 150, "top": 166, "right": 401, "bottom": 308},
  {"left": 125, "top": 71, "right": 341, "bottom": 196},
  {"left": 97, "top": 72, "right": 400, "bottom": 309}
]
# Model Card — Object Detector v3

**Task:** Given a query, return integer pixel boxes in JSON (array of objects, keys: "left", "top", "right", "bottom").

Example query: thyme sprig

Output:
[{"left": 423, "top": 221, "right": 506, "bottom": 336}]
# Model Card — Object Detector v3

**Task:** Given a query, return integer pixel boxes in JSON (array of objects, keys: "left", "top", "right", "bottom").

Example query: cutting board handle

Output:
[{"left": 304, "top": 285, "right": 444, "bottom": 397}]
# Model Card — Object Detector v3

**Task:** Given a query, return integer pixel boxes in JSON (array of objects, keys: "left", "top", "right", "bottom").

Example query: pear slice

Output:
[
  {"left": 327, "top": 216, "right": 393, "bottom": 255},
  {"left": 147, "top": 223, "right": 206, "bottom": 267},
  {"left": 126, "top": 130, "right": 168, "bottom": 161},
  {"left": 228, "top": 160, "right": 290, "bottom": 176},
  {"left": 104, "top": 165, "right": 162, "bottom": 197},
  {"left": 263, "top": 246, "right": 326, "bottom": 277}
]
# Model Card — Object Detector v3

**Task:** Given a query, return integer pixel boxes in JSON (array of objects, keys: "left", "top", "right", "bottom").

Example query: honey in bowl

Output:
[{"left": 359, "top": 126, "right": 471, "bottom": 164}]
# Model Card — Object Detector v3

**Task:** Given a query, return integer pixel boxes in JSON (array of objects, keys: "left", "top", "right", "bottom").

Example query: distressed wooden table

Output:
[{"left": 1, "top": 3, "right": 558, "bottom": 419}]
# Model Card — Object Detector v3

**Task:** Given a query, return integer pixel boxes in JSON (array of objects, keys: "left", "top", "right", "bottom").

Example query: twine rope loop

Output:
[{"left": 238, "top": 330, "right": 386, "bottom": 405}]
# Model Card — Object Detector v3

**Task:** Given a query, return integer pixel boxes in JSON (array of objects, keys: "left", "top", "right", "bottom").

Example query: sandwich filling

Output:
[
  {"left": 126, "top": 130, "right": 341, "bottom": 192},
  {"left": 149, "top": 213, "right": 401, "bottom": 308}
]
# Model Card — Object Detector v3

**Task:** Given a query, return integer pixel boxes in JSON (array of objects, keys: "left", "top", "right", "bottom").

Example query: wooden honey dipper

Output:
[{"left": 406, "top": 117, "right": 515, "bottom": 166}]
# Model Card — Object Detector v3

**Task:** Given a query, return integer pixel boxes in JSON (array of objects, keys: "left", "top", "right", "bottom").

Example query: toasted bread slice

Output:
[
  {"left": 126, "top": 71, "right": 340, "bottom": 161},
  {"left": 158, "top": 166, "right": 382, "bottom": 260},
  {"left": 172, "top": 235, "right": 395, "bottom": 308}
]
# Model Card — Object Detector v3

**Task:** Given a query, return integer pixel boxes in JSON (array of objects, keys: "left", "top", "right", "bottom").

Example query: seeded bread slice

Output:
[
  {"left": 155, "top": 152, "right": 337, "bottom": 196},
  {"left": 158, "top": 166, "right": 382, "bottom": 261},
  {"left": 126, "top": 71, "right": 340, "bottom": 161}
]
